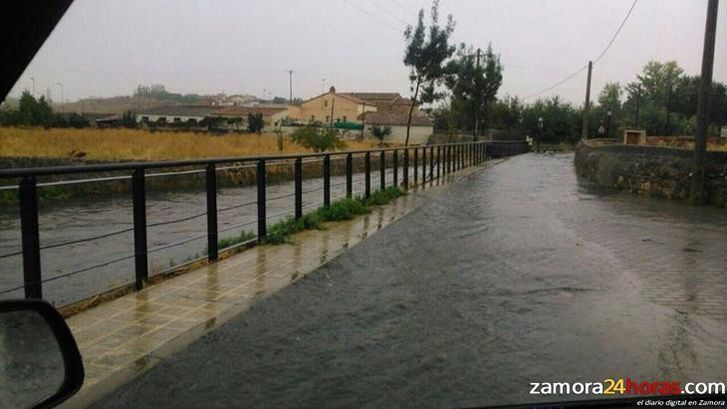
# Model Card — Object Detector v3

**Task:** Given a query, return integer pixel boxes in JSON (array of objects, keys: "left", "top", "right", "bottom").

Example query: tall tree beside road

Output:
[
  {"left": 403, "top": 0, "right": 455, "bottom": 146},
  {"left": 444, "top": 43, "right": 503, "bottom": 139}
]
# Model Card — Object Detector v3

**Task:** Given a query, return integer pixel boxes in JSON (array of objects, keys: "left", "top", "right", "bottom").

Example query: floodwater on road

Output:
[{"left": 95, "top": 153, "right": 727, "bottom": 408}]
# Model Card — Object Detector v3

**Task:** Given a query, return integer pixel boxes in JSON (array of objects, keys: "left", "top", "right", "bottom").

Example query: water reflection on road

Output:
[{"left": 95, "top": 153, "right": 727, "bottom": 408}]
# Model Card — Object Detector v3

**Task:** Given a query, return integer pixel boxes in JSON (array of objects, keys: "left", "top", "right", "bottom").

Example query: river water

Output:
[
  {"left": 0, "top": 161, "right": 408, "bottom": 306},
  {"left": 95, "top": 153, "right": 727, "bottom": 408}
]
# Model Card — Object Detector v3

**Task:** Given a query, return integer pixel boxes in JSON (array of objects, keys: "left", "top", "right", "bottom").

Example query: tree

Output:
[
  {"left": 247, "top": 112, "right": 264, "bottom": 133},
  {"left": 121, "top": 111, "right": 137, "bottom": 128},
  {"left": 370, "top": 125, "right": 392, "bottom": 145},
  {"left": 635, "top": 61, "right": 683, "bottom": 108},
  {"left": 290, "top": 126, "right": 346, "bottom": 152},
  {"left": 403, "top": 0, "right": 455, "bottom": 146},
  {"left": 14, "top": 91, "right": 53, "bottom": 126},
  {"left": 444, "top": 43, "right": 503, "bottom": 138}
]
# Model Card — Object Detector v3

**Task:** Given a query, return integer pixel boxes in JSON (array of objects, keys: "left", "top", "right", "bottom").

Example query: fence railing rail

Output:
[{"left": 0, "top": 140, "right": 529, "bottom": 301}]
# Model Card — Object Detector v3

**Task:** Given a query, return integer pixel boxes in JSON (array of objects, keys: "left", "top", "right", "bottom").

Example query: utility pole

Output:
[
  {"left": 56, "top": 82, "right": 64, "bottom": 113},
  {"left": 581, "top": 61, "right": 593, "bottom": 139},
  {"left": 665, "top": 82, "right": 673, "bottom": 135},
  {"left": 473, "top": 48, "right": 482, "bottom": 141},
  {"left": 288, "top": 70, "right": 294, "bottom": 105},
  {"left": 263, "top": 88, "right": 266, "bottom": 101},
  {"left": 690, "top": 0, "right": 719, "bottom": 205},
  {"left": 330, "top": 92, "right": 336, "bottom": 128},
  {"left": 361, "top": 101, "right": 366, "bottom": 139},
  {"left": 635, "top": 84, "right": 641, "bottom": 128}
]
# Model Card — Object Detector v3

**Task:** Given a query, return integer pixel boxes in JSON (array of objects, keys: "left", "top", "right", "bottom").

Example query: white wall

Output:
[{"left": 363, "top": 124, "right": 433, "bottom": 145}]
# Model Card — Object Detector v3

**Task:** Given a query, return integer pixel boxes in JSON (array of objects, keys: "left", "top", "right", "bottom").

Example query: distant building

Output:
[
  {"left": 721, "top": 125, "right": 727, "bottom": 138},
  {"left": 362, "top": 111, "right": 433, "bottom": 145},
  {"left": 293, "top": 87, "right": 433, "bottom": 144},
  {"left": 137, "top": 106, "right": 216, "bottom": 125},
  {"left": 212, "top": 106, "right": 290, "bottom": 130}
]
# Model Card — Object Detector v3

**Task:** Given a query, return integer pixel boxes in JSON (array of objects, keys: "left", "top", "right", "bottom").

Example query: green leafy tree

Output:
[
  {"left": 15, "top": 91, "right": 53, "bottom": 126},
  {"left": 370, "top": 125, "right": 392, "bottom": 144},
  {"left": 403, "top": 0, "right": 455, "bottom": 146},
  {"left": 247, "top": 112, "right": 264, "bottom": 133},
  {"left": 444, "top": 43, "right": 503, "bottom": 138},
  {"left": 121, "top": 110, "right": 137, "bottom": 128},
  {"left": 290, "top": 126, "right": 346, "bottom": 152}
]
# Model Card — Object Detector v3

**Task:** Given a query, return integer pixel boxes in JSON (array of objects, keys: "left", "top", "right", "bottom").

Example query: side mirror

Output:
[{"left": 0, "top": 300, "right": 84, "bottom": 409}]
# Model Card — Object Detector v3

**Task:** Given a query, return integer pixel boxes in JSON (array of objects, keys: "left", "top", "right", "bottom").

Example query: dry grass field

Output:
[{"left": 0, "top": 127, "right": 380, "bottom": 161}]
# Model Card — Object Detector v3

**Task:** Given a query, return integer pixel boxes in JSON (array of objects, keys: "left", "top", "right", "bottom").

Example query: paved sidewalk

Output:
[{"left": 60, "top": 161, "right": 497, "bottom": 408}]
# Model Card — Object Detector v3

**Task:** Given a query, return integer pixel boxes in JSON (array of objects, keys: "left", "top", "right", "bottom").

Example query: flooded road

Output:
[{"left": 89, "top": 153, "right": 725, "bottom": 407}]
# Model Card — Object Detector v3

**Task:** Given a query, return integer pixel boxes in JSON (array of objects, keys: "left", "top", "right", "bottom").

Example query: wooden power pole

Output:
[
  {"left": 288, "top": 70, "right": 294, "bottom": 105},
  {"left": 474, "top": 48, "right": 482, "bottom": 141},
  {"left": 690, "top": 0, "right": 719, "bottom": 205},
  {"left": 581, "top": 61, "right": 593, "bottom": 139}
]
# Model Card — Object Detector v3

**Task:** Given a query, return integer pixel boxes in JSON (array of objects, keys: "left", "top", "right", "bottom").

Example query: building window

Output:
[
  {"left": 325, "top": 116, "right": 329, "bottom": 123},
  {"left": 343, "top": 116, "right": 347, "bottom": 122},
  {"left": 324, "top": 100, "right": 328, "bottom": 108}
]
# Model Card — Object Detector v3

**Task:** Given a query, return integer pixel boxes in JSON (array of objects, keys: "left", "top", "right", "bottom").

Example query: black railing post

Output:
[
  {"left": 19, "top": 176, "right": 41, "bottom": 299},
  {"left": 132, "top": 169, "right": 148, "bottom": 291},
  {"left": 206, "top": 163, "right": 218, "bottom": 262},
  {"left": 413, "top": 148, "right": 418, "bottom": 186},
  {"left": 380, "top": 151, "right": 386, "bottom": 190},
  {"left": 436, "top": 146, "right": 440, "bottom": 182},
  {"left": 294, "top": 157, "right": 302, "bottom": 220},
  {"left": 323, "top": 154, "right": 331, "bottom": 207},
  {"left": 458, "top": 144, "right": 462, "bottom": 170},
  {"left": 393, "top": 150, "right": 398, "bottom": 187},
  {"left": 257, "top": 160, "right": 267, "bottom": 241},
  {"left": 430, "top": 146, "right": 435, "bottom": 185},
  {"left": 346, "top": 153, "right": 353, "bottom": 198},
  {"left": 402, "top": 149, "right": 409, "bottom": 189},
  {"left": 421, "top": 147, "right": 426, "bottom": 189},
  {"left": 446, "top": 145, "right": 451, "bottom": 175},
  {"left": 364, "top": 152, "right": 371, "bottom": 198}
]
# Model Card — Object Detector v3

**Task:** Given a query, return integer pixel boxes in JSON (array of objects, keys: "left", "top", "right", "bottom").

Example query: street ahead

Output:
[{"left": 94, "top": 153, "right": 727, "bottom": 408}]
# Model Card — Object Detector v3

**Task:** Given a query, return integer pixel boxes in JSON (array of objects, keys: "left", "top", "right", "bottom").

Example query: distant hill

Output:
[{"left": 3, "top": 84, "right": 262, "bottom": 115}]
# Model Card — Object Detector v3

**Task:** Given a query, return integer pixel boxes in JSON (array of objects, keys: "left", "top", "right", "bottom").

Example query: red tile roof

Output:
[
  {"left": 213, "top": 106, "right": 288, "bottom": 117},
  {"left": 363, "top": 112, "right": 432, "bottom": 126}
]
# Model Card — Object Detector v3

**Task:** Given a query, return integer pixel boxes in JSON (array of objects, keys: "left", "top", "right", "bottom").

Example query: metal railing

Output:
[{"left": 0, "top": 140, "right": 529, "bottom": 301}]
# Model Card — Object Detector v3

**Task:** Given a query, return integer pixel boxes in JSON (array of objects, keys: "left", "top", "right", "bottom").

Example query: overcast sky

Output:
[{"left": 8, "top": 0, "right": 726, "bottom": 106}]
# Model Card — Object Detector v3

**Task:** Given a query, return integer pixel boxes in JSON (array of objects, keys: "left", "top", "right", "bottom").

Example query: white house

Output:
[{"left": 362, "top": 111, "right": 433, "bottom": 145}]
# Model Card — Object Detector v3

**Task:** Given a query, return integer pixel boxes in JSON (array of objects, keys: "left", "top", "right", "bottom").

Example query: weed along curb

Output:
[{"left": 262, "top": 187, "right": 405, "bottom": 245}]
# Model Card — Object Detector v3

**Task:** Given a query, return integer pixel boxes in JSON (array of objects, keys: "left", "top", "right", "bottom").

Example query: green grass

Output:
[
  {"left": 218, "top": 230, "right": 257, "bottom": 249},
  {"left": 263, "top": 186, "right": 405, "bottom": 245}
]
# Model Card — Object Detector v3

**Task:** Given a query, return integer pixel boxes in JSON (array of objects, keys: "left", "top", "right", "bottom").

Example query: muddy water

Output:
[
  {"left": 95, "top": 153, "right": 727, "bottom": 408},
  {"left": 0, "top": 163, "right": 405, "bottom": 306}
]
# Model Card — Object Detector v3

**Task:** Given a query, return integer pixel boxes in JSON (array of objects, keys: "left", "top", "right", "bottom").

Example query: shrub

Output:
[
  {"left": 261, "top": 186, "right": 405, "bottom": 244},
  {"left": 290, "top": 125, "right": 346, "bottom": 152},
  {"left": 370, "top": 125, "right": 392, "bottom": 143}
]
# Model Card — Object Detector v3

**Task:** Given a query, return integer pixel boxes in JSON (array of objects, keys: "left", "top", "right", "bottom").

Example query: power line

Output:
[
  {"left": 523, "top": 0, "right": 639, "bottom": 101},
  {"left": 593, "top": 0, "right": 639, "bottom": 64},
  {"left": 367, "top": 0, "right": 410, "bottom": 25},
  {"left": 386, "top": 0, "right": 418, "bottom": 18},
  {"left": 343, "top": 0, "right": 405, "bottom": 33},
  {"left": 523, "top": 64, "right": 589, "bottom": 100}
]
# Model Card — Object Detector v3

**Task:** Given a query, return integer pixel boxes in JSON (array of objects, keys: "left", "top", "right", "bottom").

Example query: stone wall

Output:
[{"left": 574, "top": 139, "right": 727, "bottom": 207}]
